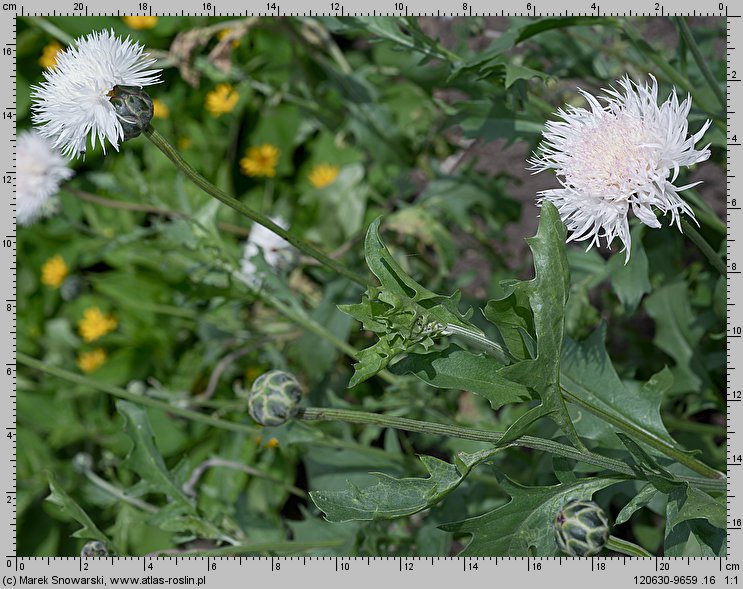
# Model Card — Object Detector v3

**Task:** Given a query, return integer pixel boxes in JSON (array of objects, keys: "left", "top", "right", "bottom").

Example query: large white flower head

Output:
[
  {"left": 17, "top": 130, "right": 74, "bottom": 226},
  {"left": 31, "top": 29, "right": 161, "bottom": 159},
  {"left": 529, "top": 75, "right": 711, "bottom": 261},
  {"left": 241, "top": 217, "right": 295, "bottom": 285}
]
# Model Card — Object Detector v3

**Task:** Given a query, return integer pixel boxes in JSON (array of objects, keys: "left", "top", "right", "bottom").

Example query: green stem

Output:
[
  {"left": 675, "top": 16, "right": 727, "bottom": 110},
  {"left": 17, "top": 353, "right": 260, "bottom": 437},
  {"left": 222, "top": 262, "right": 397, "bottom": 385},
  {"left": 560, "top": 387, "right": 724, "bottom": 480},
  {"left": 143, "top": 125, "right": 367, "bottom": 286},
  {"left": 296, "top": 407, "right": 725, "bottom": 492},
  {"left": 442, "top": 324, "right": 513, "bottom": 364},
  {"left": 19, "top": 353, "right": 724, "bottom": 492},
  {"left": 83, "top": 470, "right": 159, "bottom": 514},
  {"left": 621, "top": 20, "right": 724, "bottom": 128},
  {"left": 606, "top": 535, "right": 653, "bottom": 557},
  {"left": 681, "top": 217, "right": 727, "bottom": 276},
  {"left": 23, "top": 16, "right": 74, "bottom": 45},
  {"left": 663, "top": 415, "right": 726, "bottom": 437}
]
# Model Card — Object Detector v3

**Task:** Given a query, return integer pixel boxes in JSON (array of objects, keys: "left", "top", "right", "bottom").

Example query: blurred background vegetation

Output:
[{"left": 17, "top": 15, "right": 726, "bottom": 556}]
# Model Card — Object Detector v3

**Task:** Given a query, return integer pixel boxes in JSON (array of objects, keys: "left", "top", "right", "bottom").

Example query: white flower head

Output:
[
  {"left": 529, "top": 75, "right": 711, "bottom": 261},
  {"left": 241, "top": 217, "right": 294, "bottom": 285},
  {"left": 17, "top": 130, "right": 74, "bottom": 226},
  {"left": 31, "top": 29, "right": 161, "bottom": 159}
]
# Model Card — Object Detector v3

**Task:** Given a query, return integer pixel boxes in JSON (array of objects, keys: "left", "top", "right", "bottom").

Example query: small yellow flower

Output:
[
  {"left": 177, "top": 137, "right": 193, "bottom": 150},
  {"left": 205, "top": 83, "right": 239, "bottom": 117},
  {"left": 152, "top": 98, "right": 170, "bottom": 119},
  {"left": 41, "top": 255, "right": 68, "bottom": 289},
  {"left": 308, "top": 163, "right": 340, "bottom": 188},
  {"left": 39, "top": 41, "right": 62, "bottom": 69},
  {"left": 122, "top": 16, "right": 159, "bottom": 30},
  {"left": 217, "top": 28, "right": 241, "bottom": 47},
  {"left": 77, "top": 348, "right": 107, "bottom": 373},
  {"left": 255, "top": 436, "right": 280, "bottom": 448},
  {"left": 78, "top": 307, "right": 118, "bottom": 343},
  {"left": 240, "top": 144, "right": 279, "bottom": 178}
]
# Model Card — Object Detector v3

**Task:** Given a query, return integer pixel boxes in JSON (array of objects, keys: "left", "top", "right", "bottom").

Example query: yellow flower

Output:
[
  {"left": 240, "top": 144, "right": 279, "bottom": 178},
  {"left": 177, "top": 137, "right": 193, "bottom": 150},
  {"left": 152, "top": 98, "right": 169, "bottom": 119},
  {"left": 39, "top": 41, "right": 62, "bottom": 69},
  {"left": 78, "top": 307, "right": 118, "bottom": 343},
  {"left": 217, "top": 28, "right": 241, "bottom": 47},
  {"left": 77, "top": 348, "right": 107, "bottom": 373},
  {"left": 255, "top": 436, "right": 280, "bottom": 448},
  {"left": 122, "top": 16, "right": 159, "bottom": 30},
  {"left": 205, "top": 83, "right": 239, "bottom": 117},
  {"left": 41, "top": 255, "right": 68, "bottom": 289},
  {"left": 308, "top": 163, "right": 340, "bottom": 188}
]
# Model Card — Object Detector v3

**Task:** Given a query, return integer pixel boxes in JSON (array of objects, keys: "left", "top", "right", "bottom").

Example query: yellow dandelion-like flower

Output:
[
  {"left": 77, "top": 348, "right": 107, "bottom": 373},
  {"left": 240, "top": 144, "right": 279, "bottom": 178},
  {"left": 122, "top": 16, "right": 159, "bottom": 30},
  {"left": 39, "top": 41, "right": 62, "bottom": 69},
  {"left": 78, "top": 307, "right": 118, "bottom": 343},
  {"left": 152, "top": 98, "right": 169, "bottom": 119},
  {"left": 308, "top": 163, "right": 340, "bottom": 188},
  {"left": 255, "top": 436, "right": 280, "bottom": 448},
  {"left": 177, "top": 137, "right": 193, "bottom": 150},
  {"left": 205, "top": 83, "right": 239, "bottom": 117},
  {"left": 41, "top": 255, "right": 68, "bottom": 289},
  {"left": 217, "top": 28, "right": 241, "bottom": 47}
]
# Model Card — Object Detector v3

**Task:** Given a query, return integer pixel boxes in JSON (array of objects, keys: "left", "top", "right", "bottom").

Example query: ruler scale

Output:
[{"left": 5, "top": 2, "right": 739, "bottom": 586}]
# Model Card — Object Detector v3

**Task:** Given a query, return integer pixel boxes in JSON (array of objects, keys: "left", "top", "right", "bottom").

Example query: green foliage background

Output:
[{"left": 17, "top": 15, "right": 727, "bottom": 557}]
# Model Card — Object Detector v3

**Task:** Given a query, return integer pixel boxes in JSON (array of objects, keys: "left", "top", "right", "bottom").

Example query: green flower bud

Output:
[
  {"left": 110, "top": 85, "right": 153, "bottom": 140},
  {"left": 554, "top": 500, "right": 609, "bottom": 557},
  {"left": 248, "top": 370, "right": 302, "bottom": 427},
  {"left": 81, "top": 541, "right": 108, "bottom": 557}
]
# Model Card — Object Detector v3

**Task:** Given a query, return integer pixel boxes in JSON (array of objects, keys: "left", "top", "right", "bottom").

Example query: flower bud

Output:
[
  {"left": 554, "top": 500, "right": 609, "bottom": 557},
  {"left": 110, "top": 85, "right": 154, "bottom": 140},
  {"left": 248, "top": 370, "right": 302, "bottom": 427},
  {"left": 72, "top": 452, "right": 94, "bottom": 474},
  {"left": 81, "top": 540, "right": 108, "bottom": 557}
]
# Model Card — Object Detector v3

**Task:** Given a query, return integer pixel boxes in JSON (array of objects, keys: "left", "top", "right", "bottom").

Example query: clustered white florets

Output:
[
  {"left": 31, "top": 29, "right": 161, "bottom": 159},
  {"left": 241, "top": 217, "right": 295, "bottom": 285},
  {"left": 17, "top": 130, "right": 74, "bottom": 226},
  {"left": 530, "top": 75, "right": 711, "bottom": 261}
]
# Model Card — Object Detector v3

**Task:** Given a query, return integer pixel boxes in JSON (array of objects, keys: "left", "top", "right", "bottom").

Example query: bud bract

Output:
[
  {"left": 110, "top": 85, "right": 154, "bottom": 140},
  {"left": 554, "top": 499, "right": 610, "bottom": 557},
  {"left": 248, "top": 370, "right": 302, "bottom": 427}
]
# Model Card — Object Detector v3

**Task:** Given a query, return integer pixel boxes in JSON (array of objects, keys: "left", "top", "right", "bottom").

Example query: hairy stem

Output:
[
  {"left": 19, "top": 353, "right": 723, "bottom": 492},
  {"left": 296, "top": 407, "right": 725, "bottom": 492},
  {"left": 442, "top": 324, "right": 513, "bottom": 364},
  {"left": 560, "top": 386, "right": 724, "bottom": 480},
  {"left": 143, "top": 125, "right": 367, "bottom": 286},
  {"left": 606, "top": 536, "right": 653, "bottom": 557}
]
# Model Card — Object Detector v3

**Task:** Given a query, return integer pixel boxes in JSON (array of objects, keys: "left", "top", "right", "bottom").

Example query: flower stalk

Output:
[
  {"left": 143, "top": 125, "right": 367, "bottom": 286},
  {"left": 681, "top": 217, "right": 727, "bottom": 276},
  {"left": 674, "top": 16, "right": 727, "bottom": 110},
  {"left": 17, "top": 352, "right": 724, "bottom": 493}
]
